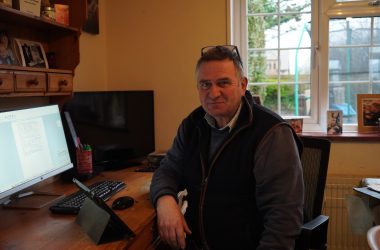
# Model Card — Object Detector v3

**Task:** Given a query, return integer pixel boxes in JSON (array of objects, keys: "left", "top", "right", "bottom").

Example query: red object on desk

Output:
[{"left": 76, "top": 147, "right": 92, "bottom": 174}]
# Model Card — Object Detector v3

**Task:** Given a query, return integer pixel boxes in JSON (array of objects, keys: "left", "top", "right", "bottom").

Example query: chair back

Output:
[
  {"left": 300, "top": 137, "right": 331, "bottom": 222},
  {"left": 368, "top": 225, "right": 380, "bottom": 250}
]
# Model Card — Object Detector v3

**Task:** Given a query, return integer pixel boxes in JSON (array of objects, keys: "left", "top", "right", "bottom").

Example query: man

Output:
[{"left": 150, "top": 45, "right": 304, "bottom": 249}]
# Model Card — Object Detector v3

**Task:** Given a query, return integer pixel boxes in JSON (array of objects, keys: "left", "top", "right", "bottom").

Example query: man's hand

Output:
[{"left": 156, "top": 195, "right": 192, "bottom": 249}]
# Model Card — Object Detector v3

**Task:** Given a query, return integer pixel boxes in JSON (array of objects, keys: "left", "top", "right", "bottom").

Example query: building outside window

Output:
[{"left": 231, "top": 0, "right": 380, "bottom": 131}]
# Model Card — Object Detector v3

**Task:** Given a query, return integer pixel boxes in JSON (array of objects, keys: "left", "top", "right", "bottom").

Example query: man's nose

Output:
[{"left": 208, "top": 84, "right": 221, "bottom": 97}]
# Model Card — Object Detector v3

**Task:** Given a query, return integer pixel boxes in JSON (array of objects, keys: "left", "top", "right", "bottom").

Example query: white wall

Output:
[{"left": 75, "top": 0, "right": 107, "bottom": 91}]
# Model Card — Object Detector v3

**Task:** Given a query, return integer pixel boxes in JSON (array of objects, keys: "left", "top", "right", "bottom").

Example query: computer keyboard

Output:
[{"left": 49, "top": 180, "right": 126, "bottom": 214}]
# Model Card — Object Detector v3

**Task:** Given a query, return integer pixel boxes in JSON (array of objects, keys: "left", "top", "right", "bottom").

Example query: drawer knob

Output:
[
  {"left": 59, "top": 79, "right": 68, "bottom": 86},
  {"left": 27, "top": 78, "right": 39, "bottom": 85},
  {"left": 0, "top": 79, "right": 2, "bottom": 86}
]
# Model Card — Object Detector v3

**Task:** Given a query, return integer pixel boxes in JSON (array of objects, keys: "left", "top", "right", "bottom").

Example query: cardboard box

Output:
[
  {"left": 13, "top": 0, "right": 41, "bottom": 16},
  {"left": 54, "top": 4, "right": 69, "bottom": 25}
]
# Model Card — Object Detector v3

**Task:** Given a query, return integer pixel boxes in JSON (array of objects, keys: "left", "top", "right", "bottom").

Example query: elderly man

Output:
[{"left": 150, "top": 45, "right": 304, "bottom": 250}]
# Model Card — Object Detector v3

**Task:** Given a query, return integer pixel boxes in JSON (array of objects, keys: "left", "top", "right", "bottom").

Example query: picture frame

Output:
[
  {"left": 357, "top": 94, "right": 380, "bottom": 133},
  {"left": 0, "top": 30, "right": 18, "bottom": 66},
  {"left": 285, "top": 118, "right": 303, "bottom": 133},
  {"left": 83, "top": 0, "right": 99, "bottom": 34},
  {"left": 327, "top": 110, "right": 343, "bottom": 135},
  {"left": 14, "top": 38, "right": 48, "bottom": 68}
]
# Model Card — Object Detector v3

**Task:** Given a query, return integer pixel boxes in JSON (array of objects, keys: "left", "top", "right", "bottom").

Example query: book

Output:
[{"left": 54, "top": 4, "right": 69, "bottom": 26}]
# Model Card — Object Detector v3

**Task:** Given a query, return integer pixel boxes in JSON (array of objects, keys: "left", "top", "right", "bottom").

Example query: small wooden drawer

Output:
[
  {"left": 0, "top": 71, "right": 14, "bottom": 93},
  {"left": 14, "top": 71, "right": 46, "bottom": 92},
  {"left": 47, "top": 73, "right": 73, "bottom": 92}
]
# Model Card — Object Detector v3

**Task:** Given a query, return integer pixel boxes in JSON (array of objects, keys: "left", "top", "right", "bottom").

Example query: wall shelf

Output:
[{"left": 0, "top": 1, "right": 85, "bottom": 106}]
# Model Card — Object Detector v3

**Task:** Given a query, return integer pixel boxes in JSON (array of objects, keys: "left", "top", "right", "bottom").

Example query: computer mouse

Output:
[{"left": 112, "top": 196, "right": 134, "bottom": 210}]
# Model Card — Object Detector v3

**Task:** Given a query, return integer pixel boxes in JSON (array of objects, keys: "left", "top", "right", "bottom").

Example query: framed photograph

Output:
[
  {"left": 357, "top": 94, "right": 380, "bottom": 133},
  {"left": 327, "top": 110, "right": 343, "bottom": 135},
  {"left": 0, "top": 30, "right": 18, "bottom": 66},
  {"left": 14, "top": 38, "right": 48, "bottom": 68},
  {"left": 285, "top": 118, "right": 303, "bottom": 133}
]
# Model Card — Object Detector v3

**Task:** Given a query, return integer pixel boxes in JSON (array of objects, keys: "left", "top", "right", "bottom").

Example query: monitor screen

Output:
[
  {"left": 0, "top": 105, "right": 73, "bottom": 201},
  {"left": 63, "top": 91, "right": 155, "bottom": 168}
]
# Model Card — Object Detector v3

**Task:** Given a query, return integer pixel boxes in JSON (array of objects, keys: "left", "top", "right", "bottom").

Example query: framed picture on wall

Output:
[
  {"left": 83, "top": 0, "right": 99, "bottom": 34},
  {"left": 14, "top": 38, "right": 48, "bottom": 68},
  {"left": 357, "top": 94, "right": 380, "bottom": 133}
]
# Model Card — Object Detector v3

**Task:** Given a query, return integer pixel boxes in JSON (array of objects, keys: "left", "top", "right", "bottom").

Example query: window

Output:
[
  {"left": 231, "top": 0, "right": 380, "bottom": 132},
  {"left": 328, "top": 17, "right": 380, "bottom": 125}
]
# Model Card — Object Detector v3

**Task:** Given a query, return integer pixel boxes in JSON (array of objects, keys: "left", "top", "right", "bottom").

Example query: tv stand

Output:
[{"left": 2, "top": 190, "right": 64, "bottom": 209}]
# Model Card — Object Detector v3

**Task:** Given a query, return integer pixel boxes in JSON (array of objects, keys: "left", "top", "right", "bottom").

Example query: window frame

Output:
[
  {"left": 229, "top": 0, "right": 380, "bottom": 132},
  {"left": 322, "top": 0, "right": 380, "bottom": 131}
]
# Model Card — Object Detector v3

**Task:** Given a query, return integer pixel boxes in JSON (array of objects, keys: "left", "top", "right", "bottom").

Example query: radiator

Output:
[{"left": 323, "top": 176, "right": 370, "bottom": 250}]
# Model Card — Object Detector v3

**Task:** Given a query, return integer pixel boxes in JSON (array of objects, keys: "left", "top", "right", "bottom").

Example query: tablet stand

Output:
[{"left": 76, "top": 197, "right": 135, "bottom": 244}]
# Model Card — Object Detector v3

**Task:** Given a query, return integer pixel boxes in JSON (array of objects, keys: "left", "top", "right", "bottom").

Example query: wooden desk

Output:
[{"left": 0, "top": 168, "right": 155, "bottom": 249}]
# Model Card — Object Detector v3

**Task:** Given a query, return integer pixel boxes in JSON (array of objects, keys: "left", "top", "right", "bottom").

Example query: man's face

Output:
[{"left": 197, "top": 59, "right": 247, "bottom": 126}]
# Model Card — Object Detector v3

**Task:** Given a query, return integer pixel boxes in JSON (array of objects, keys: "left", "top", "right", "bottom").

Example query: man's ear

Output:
[{"left": 241, "top": 77, "right": 248, "bottom": 91}]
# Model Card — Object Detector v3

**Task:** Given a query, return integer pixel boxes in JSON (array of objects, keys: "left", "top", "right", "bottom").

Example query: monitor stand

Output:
[{"left": 2, "top": 191, "right": 64, "bottom": 209}]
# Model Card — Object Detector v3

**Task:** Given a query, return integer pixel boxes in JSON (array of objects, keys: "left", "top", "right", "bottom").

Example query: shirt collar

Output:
[{"left": 204, "top": 102, "right": 242, "bottom": 132}]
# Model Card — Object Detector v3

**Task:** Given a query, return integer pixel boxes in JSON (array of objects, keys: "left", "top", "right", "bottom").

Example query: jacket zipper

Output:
[{"left": 197, "top": 111, "right": 252, "bottom": 249}]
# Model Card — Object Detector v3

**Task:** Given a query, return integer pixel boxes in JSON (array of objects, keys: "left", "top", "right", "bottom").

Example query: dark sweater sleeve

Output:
[
  {"left": 254, "top": 124, "right": 304, "bottom": 250},
  {"left": 149, "top": 120, "right": 187, "bottom": 207}
]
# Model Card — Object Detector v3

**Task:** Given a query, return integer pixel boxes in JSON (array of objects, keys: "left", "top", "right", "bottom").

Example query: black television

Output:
[{"left": 63, "top": 91, "right": 155, "bottom": 170}]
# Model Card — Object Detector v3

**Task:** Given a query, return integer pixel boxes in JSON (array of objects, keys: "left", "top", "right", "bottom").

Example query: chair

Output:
[{"left": 295, "top": 136, "right": 331, "bottom": 250}]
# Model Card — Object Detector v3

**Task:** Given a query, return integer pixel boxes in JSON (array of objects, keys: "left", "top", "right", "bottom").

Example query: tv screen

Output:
[
  {"left": 63, "top": 91, "right": 155, "bottom": 169},
  {"left": 0, "top": 105, "right": 73, "bottom": 202}
]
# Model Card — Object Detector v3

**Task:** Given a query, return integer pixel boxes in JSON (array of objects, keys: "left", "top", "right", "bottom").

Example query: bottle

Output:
[{"left": 42, "top": 6, "right": 56, "bottom": 21}]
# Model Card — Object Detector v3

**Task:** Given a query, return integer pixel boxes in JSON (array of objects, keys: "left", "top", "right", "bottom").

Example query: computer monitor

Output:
[
  {"left": 0, "top": 105, "right": 73, "bottom": 205},
  {"left": 63, "top": 91, "right": 155, "bottom": 169}
]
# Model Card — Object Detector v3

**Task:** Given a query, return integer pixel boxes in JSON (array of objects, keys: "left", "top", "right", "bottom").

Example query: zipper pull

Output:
[{"left": 202, "top": 177, "right": 208, "bottom": 186}]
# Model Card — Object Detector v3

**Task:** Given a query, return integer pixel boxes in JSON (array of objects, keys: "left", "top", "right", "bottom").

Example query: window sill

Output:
[{"left": 299, "top": 132, "right": 380, "bottom": 142}]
